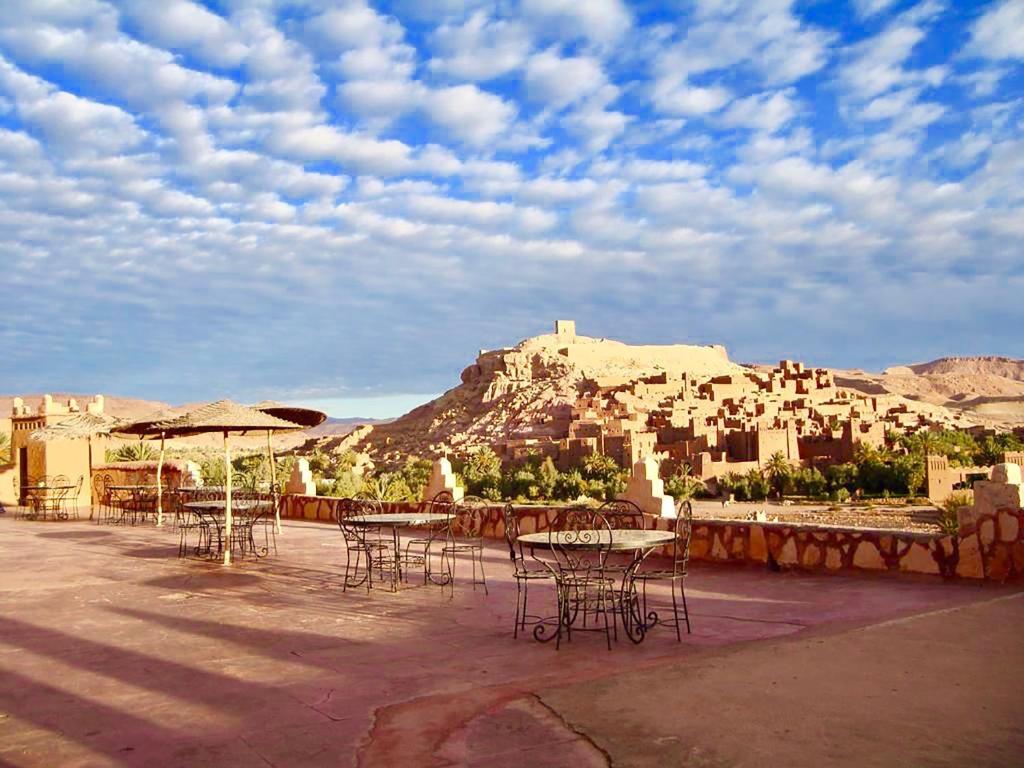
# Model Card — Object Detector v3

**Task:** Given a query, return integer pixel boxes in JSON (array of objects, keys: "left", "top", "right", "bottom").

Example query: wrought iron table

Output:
[
  {"left": 347, "top": 513, "right": 455, "bottom": 592},
  {"left": 517, "top": 529, "right": 676, "bottom": 645},
  {"left": 183, "top": 500, "right": 272, "bottom": 558},
  {"left": 22, "top": 484, "right": 76, "bottom": 520},
  {"left": 108, "top": 484, "right": 160, "bottom": 525}
]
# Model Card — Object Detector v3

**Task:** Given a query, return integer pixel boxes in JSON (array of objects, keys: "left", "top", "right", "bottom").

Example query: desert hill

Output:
[
  {"left": 836, "top": 356, "right": 1024, "bottom": 427},
  {"left": 337, "top": 330, "right": 1022, "bottom": 469}
]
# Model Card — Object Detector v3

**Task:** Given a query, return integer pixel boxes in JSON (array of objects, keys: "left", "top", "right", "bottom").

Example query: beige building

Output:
[{"left": 6, "top": 395, "right": 108, "bottom": 510}]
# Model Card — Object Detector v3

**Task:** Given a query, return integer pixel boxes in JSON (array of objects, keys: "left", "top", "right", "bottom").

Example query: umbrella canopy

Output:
[
  {"left": 251, "top": 401, "right": 327, "bottom": 429},
  {"left": 115, "top": 400, "right": 304, "bottom": 564},
  {"left": 29, "top": 412, "right": 121, "bottom": 442},
  {"left": 117, "top": 400, "right": 300, "bottom": 438}
]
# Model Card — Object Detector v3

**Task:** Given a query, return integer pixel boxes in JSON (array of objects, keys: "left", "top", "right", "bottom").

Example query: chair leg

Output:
[
  {"left": 679, "top": 578, "right": 691, "bottom": 634},
  {"left": 602, "top": 588, "right": 613, "bottom": 651},
  {"left": 513, "top": 578, "right": 523, "bottom": 639},
  {"left": 478, "top": 548, "right": 488, "bottom": 595},
  {"left": 520, "top": 578, "right": 530, "bottom": 633},
  {"left": 669, "top": 578, "right": 682, "bottom": 642}
]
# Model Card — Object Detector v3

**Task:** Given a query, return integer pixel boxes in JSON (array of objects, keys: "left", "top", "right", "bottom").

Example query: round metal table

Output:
[
  {"left": 21, "top": 484, "right": 76, "bottom": 520},
  {"left": 517, "top": 529, "right": 675, "bottom": 551},
  {"left": 346, "top": 513, "right": 455, "bottom": 591},
  {"left": 108, "top": 485, "right": 160, "bottom": 525},
  {"left": 518, "top": 529, "right": 676, "bottom": 645},
  {"left": 182, "top": 500, "right": 273, "bottom": 558}
]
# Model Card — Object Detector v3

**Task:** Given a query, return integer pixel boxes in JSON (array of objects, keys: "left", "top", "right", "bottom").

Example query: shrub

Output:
[
  {"left": 553, "top": 469, "right": 587, "bottom": 501},
  {"left": 830, "top": 487, "right": 851, "bottom": 503},
  {"left": 939, "top": 491, "right": 972, "bottom": 535}
]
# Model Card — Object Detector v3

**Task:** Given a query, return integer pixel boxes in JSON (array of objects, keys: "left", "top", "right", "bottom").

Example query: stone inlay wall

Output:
[{"left": 278, "top": 496, "right": 1024, "bottom": 582}]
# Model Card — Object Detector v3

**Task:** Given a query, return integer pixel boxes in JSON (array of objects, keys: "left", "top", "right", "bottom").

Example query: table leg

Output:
[{"left": 620, "top": 547, "right": 658, "bottom": 644}]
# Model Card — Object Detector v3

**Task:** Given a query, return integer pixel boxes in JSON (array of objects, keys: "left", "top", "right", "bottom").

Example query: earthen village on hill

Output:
[{"left": 302, "top": 321, "right": 1024, "bottom": 503}]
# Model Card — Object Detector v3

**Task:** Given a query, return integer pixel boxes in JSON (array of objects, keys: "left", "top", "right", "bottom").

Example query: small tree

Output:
[
  {"left": 745, "top": 468, "right": 770, "bottom": 501},
  {"left": 763, "top": 451, "right": 791, "bottom": 499},
  {"left": 537, "top": 456, "right": 559, "bottom": 499},
  {"left": 110, "top": 442, "right": 158, "bottom": 462},
  {"left": 553, "top": 469, "right": 587, "bottom": 501},
  {"left": 461, "top": 447, "right": 503, "bottom": 498},
  {"left": 665, "top": 462, "right": 704, "bottom": 501}
]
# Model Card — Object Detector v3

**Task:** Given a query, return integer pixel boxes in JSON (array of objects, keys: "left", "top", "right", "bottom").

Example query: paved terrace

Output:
[{"left": 0, "top": 514, "right": 1021, "bottom": 767}]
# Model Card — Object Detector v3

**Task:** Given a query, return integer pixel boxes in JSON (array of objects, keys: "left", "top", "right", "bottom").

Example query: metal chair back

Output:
[
  {"left": 598, "top": 499, "right": 646, "bottom": 530},
  {"left": 548, "top": 508, "right": 613, "bottom": 582},
  {"left": 671, "top": 499, "right": 694, "bottom": 575}
]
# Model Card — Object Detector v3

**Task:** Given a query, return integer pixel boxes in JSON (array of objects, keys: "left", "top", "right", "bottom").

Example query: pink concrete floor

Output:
[{"left": 0, "top": 514, "right": 1012, "bottom": 767}]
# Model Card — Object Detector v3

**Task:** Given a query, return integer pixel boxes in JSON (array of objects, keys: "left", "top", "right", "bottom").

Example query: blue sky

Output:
[{"left": 0, "top": 0, "right": 1022, "bottom": 418}]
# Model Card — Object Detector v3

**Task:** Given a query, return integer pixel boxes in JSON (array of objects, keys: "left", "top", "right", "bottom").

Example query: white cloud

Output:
[
  {"left": 654, "top": 83, "right": 732, "bottom": 116},
  {"left": 0, "top": 56, "right": 147, "bottom": 156},
  {"left": 428, "top": 12, "right": 531, "bottom": 81},
  {"left": 307, "top": 2, "right": 406, "bottom": 51},
  {"left": 853, "top": 0, "right": 900, "bottom": 18},
  {"left": 722, "top": 90, "right": 797, "bottom": 134},
  {"left": 966, "top": 0, "right": 1024, "bottom": 61},
  {"left": 520, "top": 0, "right": 631, "bottom": 45},
  {"left": 420, "top": 84, "right": 517, "bottom": 147},
  {"left": 118, "top": 0, "right": 249, "bottom": 68},
  {"left": 524, "top": 48, "right": 607, "bottom": 109},
  {"left": 0, "top": 23, "right": 238, "bottom": 109}
]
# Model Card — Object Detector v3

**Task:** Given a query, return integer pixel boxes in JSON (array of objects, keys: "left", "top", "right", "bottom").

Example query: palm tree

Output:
[
  {"left": 110, "top": 442, "right": 158, "bottom": 462},
  {"left": 0, "top": 432, "right": 10, "bottom": 464},
  {"left": 763, "top": 451, "right": 792, "bottom": 500}
]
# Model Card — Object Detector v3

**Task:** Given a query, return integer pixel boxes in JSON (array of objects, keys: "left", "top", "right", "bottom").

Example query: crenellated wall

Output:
[{"left": 278, "top": 495, "right": 1024, "bottom": 582}]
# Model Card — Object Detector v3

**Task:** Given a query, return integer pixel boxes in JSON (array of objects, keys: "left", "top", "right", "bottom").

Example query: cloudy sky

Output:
[{"left": 0, "top": 0, "right": 1021, "bottom": 417}]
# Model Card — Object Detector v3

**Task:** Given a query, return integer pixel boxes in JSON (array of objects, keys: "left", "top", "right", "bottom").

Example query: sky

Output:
[{"left": 0, "top": 0, "right": 1022, "bottom": 418}]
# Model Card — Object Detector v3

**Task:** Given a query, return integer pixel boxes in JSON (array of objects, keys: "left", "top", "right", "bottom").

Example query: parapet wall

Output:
[{"left": 279, "top": 496, "right": 1024, "bottom": 582}]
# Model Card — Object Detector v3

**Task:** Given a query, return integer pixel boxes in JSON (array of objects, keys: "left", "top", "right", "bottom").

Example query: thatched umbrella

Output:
[
  {"left": 116, "top": 401, "right": 302, "bottom": 565},
  {"left": 30, "top": 412, "right": 121, "bottom": 442},
  {"left": 30, "top": 413, "right": 121, "bottom": 513},
  {"left": 251, "top": 401, "right": 326, "bottom": 533}
]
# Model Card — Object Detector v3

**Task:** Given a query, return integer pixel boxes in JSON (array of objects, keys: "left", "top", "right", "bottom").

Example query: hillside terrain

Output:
[
  {"left": 336, "top": 328, "right": 1022, "bottom": 470},
  {"left": 835, "top": 356, "right": 1024, "bottom": 428}
]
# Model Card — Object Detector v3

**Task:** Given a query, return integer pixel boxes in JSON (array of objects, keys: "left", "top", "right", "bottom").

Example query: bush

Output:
[
  {"left": 553, "top": 469, "right": 587, "bottom": 501},
  {"left": 830, "top": 487, "right": 851, "bottom": 503},
  {"left": 939, "top": 491, "right": 972, "bottom": 535}
]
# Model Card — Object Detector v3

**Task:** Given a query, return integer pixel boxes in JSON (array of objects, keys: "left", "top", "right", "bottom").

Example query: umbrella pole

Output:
[
  {"left": 224, "top": 432, "right": 233, "bottom": 566},
  {"left": 156, "top": 433, "right": 166, "bottom": 527},
  {"left": 266, "top": 430, "right": 281, "bottom": 535}
]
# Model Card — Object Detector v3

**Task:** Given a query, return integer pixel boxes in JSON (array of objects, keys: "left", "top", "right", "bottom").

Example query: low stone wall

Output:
[{"left": 278, "top": 495, "right": 1024, "bottom": 582}]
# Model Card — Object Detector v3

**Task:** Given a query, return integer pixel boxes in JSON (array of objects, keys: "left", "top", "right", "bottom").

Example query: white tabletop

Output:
[
  {"left": 518, "top": 529, "right": 675, "bottom": 552},
  {"left": 347, "top": 513, "right": 454, "bottom": 526}
]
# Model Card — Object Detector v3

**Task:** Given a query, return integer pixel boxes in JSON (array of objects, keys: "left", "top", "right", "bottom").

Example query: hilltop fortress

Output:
[{"left": 343, "top": 322, "right": 979, "bottom": 490}]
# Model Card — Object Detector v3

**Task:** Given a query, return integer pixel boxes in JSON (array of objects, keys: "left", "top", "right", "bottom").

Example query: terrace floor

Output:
[{"left": 0, "top": 514, "right": 1020, "bottom": 767}]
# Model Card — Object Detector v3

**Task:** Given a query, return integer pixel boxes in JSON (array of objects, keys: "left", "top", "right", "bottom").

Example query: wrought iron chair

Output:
[
  {"left": 337, "top": 498, "right": 396, "bottom": 593},
  {"left": 92, "top": 473, "right": 112, "bottom": 523},
  {"left": 598, "top": 499, "right": 646, "bottom": 530},
  {"left": 40, "top": 475, "right": 72, "bottom": 520},
  {"left": 60, "top": 475, "right": 83, "bottom": 520},
  {"left": 599, "top": 499, "right": 647, "bottom": 574},
  {"left": 404, "top": 491, "right": 456, "bottom": 585},
  {"left": 543, "top": 507, "right": 617, "bottom": 650},
  {"left": 177, "top": 502, "right": 210, "bottom": 558},
  {"left": 19, "top": 475, "right": 42, "bottom": 519},
  {"left": 250, "top": 489, "right": 280, "bottom": 556},
  {"left": 502, "top": 503, "right": 555, "bottom": 638},
  {"left": 441, "top": 495, "right": 489, "bottom": 595},
  {"left": 635, "top": 499, "right": 694, "bottom": 640}
]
